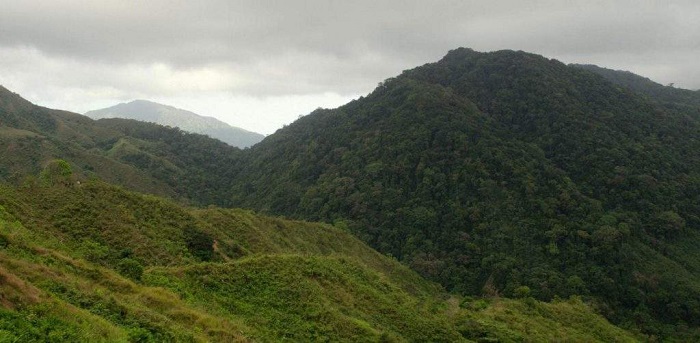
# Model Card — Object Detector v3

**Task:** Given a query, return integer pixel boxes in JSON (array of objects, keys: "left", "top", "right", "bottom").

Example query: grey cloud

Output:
[{"left": 1, "top": 0, "right": 699, "bottom": 100}]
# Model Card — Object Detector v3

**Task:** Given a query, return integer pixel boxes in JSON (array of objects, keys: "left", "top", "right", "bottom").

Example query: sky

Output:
[{"left": 1, "top": 1, "right": 699, "bottom": 135}]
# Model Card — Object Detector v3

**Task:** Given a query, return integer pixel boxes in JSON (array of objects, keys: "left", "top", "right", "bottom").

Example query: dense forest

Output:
[
  {"left": 573, "top": 64, "right": 700, "bottom": 113},
  {"left": 2, "top": 47, "right": 700, "bottom": 340},
  {"left": 228, "top": 49, "right": 700, "bottom": 338}
]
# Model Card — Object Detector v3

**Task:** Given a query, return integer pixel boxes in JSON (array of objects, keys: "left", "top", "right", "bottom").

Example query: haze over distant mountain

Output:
[{"left": 85, "top": 100, "right": 264, "bottom": 148}]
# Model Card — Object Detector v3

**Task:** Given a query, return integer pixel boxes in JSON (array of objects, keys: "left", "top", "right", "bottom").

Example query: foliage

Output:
[
  {"left": 183, "top": 225, "right": 214, "bottom": 262},
  {"left": 0, "top": 87, "right": 242, "bottom": 206},
  {"left": 573, "top": 63, "right": 700, "bottom": 114},
  {"left": 4, "top": 48, "right": 700, "bottom": 339},
  {"left": 39, "top": 159, "right": 73, "bottom": 186},
  {"left": 0, "top": 181, "right": 641, "bottom": 342},
  {"left": 227, "top": 48, "right": 700, "bottom": 338},
  {"left": 454, "top": 296, "right": 639, "bottom": 342}
]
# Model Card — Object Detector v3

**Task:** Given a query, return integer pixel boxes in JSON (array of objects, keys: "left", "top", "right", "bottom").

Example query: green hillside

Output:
[
  {"left": 228, "top": 49, "right": 700, "bottom": 338},
  {"left": 0, "top": 176, "right": 639, "bottom": 342},
  {"left": 0, "top": 86, "right": 240, "bottom": 206},
  {"left": 572, "top": 64, "right": 700, "bottom": 113}
]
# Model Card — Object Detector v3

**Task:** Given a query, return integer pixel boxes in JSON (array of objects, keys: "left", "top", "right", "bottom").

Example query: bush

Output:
[
  {"left": 117, "top": 258, "right": 144, "bottom": 281},
  {"left": 183, "top": 226, "right": 214, "bottom": 261},
  {"left": 39, "top": 159, "right": 73, "bottom": 186},
  {"left": 514, "top": 286, "right": 531, "bottom": 299}
]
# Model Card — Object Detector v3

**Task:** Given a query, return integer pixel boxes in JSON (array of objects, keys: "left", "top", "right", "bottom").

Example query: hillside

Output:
[
  {"left": 572, "top": 64, "right": 700, "bottom": 116},
  {"left": 0, "top": 175, "right": 639, "bottom": 342},
  {"left": 85, "top": 100, "right": 264, "bottom": 148},
  {"left": 228, "top": 48, "right": 700, "bottom": 338},
  {"left": 0, "top": 86, "right": 241, "bottom": 206}
]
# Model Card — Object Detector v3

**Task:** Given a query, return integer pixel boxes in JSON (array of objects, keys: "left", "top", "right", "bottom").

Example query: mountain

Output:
[
  {"left": 0, "top": 177, "right": 639, "bottom": 341},
  {"left": 227, "top": 48, "right": 700, "bottom": 338},
  {"left": 572, "top": 64, "right": 700, "bottom": 116},
  {"left": 85, "top": 100, "right": 264, "bottom": 148},
  {"left": 0, "top": 85, "right": 241, "bottom": 206}
]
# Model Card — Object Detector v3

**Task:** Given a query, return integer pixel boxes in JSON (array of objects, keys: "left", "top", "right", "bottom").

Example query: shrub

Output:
[
  {"left": 117, "top": 258, "right": 144, "bottom": 281},
  {"left": 183, "top": 226, "right": 214, "bottom": 261}
]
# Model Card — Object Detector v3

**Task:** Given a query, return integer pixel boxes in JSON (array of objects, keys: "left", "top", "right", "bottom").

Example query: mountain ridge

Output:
[
  {"left": 571, "top": 63, "right": 700, "bottom": 115},
  {"left": 85, "top": 100, "right": 264, "bottom": 148}
]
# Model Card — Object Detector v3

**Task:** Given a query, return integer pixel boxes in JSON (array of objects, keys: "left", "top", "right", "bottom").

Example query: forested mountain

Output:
[
  {"left": 0, "top": 86, "right": 240, "bottom": 205},
  {"left": 85, "top": 100, "right": 264, "bottom": 148},
  {"left": 228, "top": 48, "right": 700, "bottom": 338}
]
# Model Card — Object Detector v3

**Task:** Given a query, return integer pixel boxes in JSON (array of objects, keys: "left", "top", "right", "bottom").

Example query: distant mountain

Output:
[{"left": 85, "top": 100, "right": 264, "bottom": 148}]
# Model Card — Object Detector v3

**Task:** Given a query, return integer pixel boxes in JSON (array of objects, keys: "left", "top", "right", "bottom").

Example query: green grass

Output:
[
  {"left": 145, "top": 255, "right": 463, "bottom": 342},
  {"left": 454, "top": 296, "right": 639, "bottom": 342}
]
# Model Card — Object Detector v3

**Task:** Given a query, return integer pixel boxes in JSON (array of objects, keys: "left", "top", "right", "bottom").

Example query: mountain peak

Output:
[{"left": 126, "top": 99, "right": 178, "bottom": 109}]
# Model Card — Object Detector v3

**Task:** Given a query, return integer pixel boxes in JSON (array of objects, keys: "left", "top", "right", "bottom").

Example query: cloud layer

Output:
[{"left": 1, "top": 1, "right": 699, "bottom": 133}]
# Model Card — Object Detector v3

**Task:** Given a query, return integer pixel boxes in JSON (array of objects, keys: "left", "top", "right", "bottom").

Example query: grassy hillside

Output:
[{"left": 0, "top": 177, "right": 640, "bottom": 342}]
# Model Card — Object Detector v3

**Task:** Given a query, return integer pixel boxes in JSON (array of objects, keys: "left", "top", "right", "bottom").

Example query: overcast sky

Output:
[{"left": 1, "top": 1, "right": 699, "bottom": 134}]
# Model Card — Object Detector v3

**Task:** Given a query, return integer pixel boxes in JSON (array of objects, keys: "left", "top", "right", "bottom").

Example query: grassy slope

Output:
[{"left": 0, "top": 181, "right": 640, "bottom": 342}]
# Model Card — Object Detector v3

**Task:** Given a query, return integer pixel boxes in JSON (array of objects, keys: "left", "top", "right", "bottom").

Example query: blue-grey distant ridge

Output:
[{"left": 85, "top": 100, "right": 264, "bottom": 148}]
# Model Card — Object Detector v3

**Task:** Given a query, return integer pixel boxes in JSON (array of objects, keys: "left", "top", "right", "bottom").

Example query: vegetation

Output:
[
  {"left": 3, "top": 47, "right": 700, "bottom": 339},
  {"left": 0, "top": 180, "right": 639, "bottom": 341},
  {"left": 0, "top": 86, "right": 241, "bottom": 206},
  {"left": 573, "top": 63, "right": 700, "bottom": 113},
  {"left": 228, "top": 49, "right": 700, "bottom": 338}
]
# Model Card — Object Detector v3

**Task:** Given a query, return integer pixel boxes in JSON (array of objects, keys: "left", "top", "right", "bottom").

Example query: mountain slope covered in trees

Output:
[
  {"left": 572, "top": 63, "right": 700, "bottom": 118},
  {"left": 85, "top": 100, "right": 264, "bottom": 148},
  {"left": 228, "top": 48, "right": 700, "bottom": 338}
]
